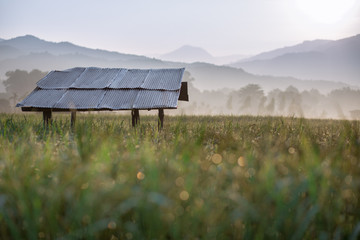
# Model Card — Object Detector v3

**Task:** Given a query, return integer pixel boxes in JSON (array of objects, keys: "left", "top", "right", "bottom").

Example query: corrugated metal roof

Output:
[
  {"left": 37, "top": 68, "right": 85, "bottom": 89},
  {"left": 140, "top": 69, "right": 184, "bottom": 90},
  {"left": 70, "top": 67, "right": 120, "bottom": 89},
  {"left": 133, "top": 90, "right": 179, "bottom": 109},
  {"left": 35, "top": 67, "right": 184, "bottom": 90},
  {"left": 17, "top": 88, "right": 67, "bottom": 109},
  {"left": 109, "top": 69, "right": 148, "bottom": 89},
  {"left": 54, "top": 90, "right": 105, "bottom": 109},
  {"left": 16, "top": 67, "right": 186, "bottom": 110},
  {"left": 17, "top": 89, "right": 180, "bottom": 110},
  {"left": 97, "top": 89, "right": 138, "bottom": 109}
]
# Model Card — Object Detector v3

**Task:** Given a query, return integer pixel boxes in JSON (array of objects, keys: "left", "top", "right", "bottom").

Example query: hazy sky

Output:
[{"left": 0, "top": 0, "right": 359, "bottom": 56}]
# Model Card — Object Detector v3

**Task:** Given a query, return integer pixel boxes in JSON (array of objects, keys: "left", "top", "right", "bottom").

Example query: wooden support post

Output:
[
  {"left": 43, "top": 109, "right": 52, "bottom": 127},
  {"left": 131, "top": 109, "right": 140, "bottom": 127},
  {"left": 158, "top": 109, "right": 164, "bottom": 130},
  {"left": 71, "top": 110, "right": 76, "bottom": 128}
]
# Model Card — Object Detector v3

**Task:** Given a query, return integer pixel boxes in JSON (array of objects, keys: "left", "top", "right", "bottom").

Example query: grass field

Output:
[{"left": 0, "top": 113, "right": 359, "bottom": 239}]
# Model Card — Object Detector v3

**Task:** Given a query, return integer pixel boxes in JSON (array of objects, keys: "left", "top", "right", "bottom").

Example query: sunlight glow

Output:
[{"left": 296, "top": 0, "right": 356, "bottom": 23}]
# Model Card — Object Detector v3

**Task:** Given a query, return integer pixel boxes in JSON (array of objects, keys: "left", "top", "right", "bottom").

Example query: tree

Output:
[
  {"left": 0, "top": 99, "right": 11, "bottom": 113},
  {"left": 257, "top": 96, "right": 267, "bottom": 115},
  {"left": 238, "top": 84, "right": 264, "bottom": 100},
  {"left": 265, "top": 98, "right": 275, "bottom": 115},
  {"left": 237, "top": 84, "right": 264, "bottom": 114},
  {"left": 240, "top": 96, "right": 251, "bottom": 111},
  {"left": 3, "top": 69, "right": 48, "bottom": 103},
  {"left": 226, "top": 95, "right": 233, "bottom": 110}
]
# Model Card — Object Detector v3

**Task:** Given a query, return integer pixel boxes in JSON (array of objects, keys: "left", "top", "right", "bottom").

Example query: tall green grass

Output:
[{"left": 0, "top": 113, "right": 359, "bottom": 239}]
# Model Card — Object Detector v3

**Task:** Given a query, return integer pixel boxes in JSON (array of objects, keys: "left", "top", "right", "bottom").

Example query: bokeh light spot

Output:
[
  {"left": 175, "top": 177, "right": 185, "bottom": 187},
  {"left": 212, "top": 154, "right": 222, "bottom": 164},
  {"left": 137, "top": 171, "right": 145, "bottom": 180},
  {"left": 108, "top": 221, "right": 116, "bottom": 229},
  {"left": 179, "top": 190, "right": 190, "bottom": 201},
  {"left": 237, "top": 156, "right": 245, "bottom": 167}
]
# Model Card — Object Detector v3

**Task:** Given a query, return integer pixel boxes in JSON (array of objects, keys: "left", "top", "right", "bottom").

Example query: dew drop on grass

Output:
[
  {"left": 179, "top": 190, "right": 189, "bottom": 201},
  {"left": 175, "top": 177, "right": 184, "bottom": 187},
  {"left": 237, "top": 156, "right": 245, "bottom": 167},
  {"left": 108, "top": 221, "right": 116, "bottom": 229},
  {"left": 211, "top": 154, "right": 222, "bottom": 164},
  {"left": 288, "top": 147, "right": 296, "bottom": 154},
  {"left": 137, "top": 171, "right": 145, "bottom": 180}
]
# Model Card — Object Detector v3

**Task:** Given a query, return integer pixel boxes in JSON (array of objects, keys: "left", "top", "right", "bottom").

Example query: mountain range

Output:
[
  {"left": 229, "top": 34, "right": 360, "bottom": 85},
  {"left": 0, "top": 35, "right": 358, "bottom": 93}
]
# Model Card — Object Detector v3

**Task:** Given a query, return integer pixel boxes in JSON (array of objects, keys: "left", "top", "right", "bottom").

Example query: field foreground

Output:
[{"left": 0, "top": 114, "right": 359, "bottom": 239}]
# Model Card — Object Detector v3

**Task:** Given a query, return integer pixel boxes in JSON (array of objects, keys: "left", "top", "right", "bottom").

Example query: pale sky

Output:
[{"left": 0, "top": 0, "right": 359, "bottom": 56}]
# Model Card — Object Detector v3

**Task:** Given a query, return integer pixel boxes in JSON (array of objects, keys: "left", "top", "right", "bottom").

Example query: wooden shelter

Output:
[{"left": 16, "top": 67, "right": 188, "bottom": 128}]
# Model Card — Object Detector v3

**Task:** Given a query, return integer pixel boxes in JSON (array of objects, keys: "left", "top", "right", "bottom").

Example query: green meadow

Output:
[{"left": 0, "top": 114, "right": 359, "bottom": 239}]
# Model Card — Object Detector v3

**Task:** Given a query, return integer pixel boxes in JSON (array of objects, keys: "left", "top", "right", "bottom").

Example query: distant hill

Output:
[
  {"left": 159, "top": 45, "right": 247, "bottom": 65},
  {"left": 0, "top": 45, "right": 25, "bottom": 60},
  {"left": 239, "top": 39, "right": 333, "bottom": 62},
  {"left": 229, "top": 34, "right": 360, "bottom": 85},
  {"left": 161, "top": 45, "right": 213, "bottom": 63},
  {"left": 0, "top": 35, "right": 354, "bottom": 93},
  {"left": 0, "top": 35, "right": 149, "bottom": 61}
]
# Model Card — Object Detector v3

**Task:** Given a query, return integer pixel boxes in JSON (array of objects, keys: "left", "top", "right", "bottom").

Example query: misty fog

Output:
[{"left": 1, "top": 69, "right": 359, "bottom": 120}]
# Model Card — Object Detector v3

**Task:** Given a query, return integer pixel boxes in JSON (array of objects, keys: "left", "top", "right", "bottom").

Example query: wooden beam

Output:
[
  {"left": 158, "top": 109, "right": 164, "bottom": 130},
  {"left": 178, "top": 82, "right": 189, "bottom": 101},
  {"left": 43, "top": 109, "right": 52, "bottom": 127},
  {"left": 131, "top": 109, "right": 140, "bottom": 127},
  {"left": 71, "top": 111, "right": 76, "bottom": 128}
]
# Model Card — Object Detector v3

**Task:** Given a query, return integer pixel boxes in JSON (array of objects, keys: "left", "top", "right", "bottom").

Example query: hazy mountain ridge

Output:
[
  {"left": 239, "top": 39, "right": 333, "bottom": 62},
  {"left": 0, "top": 45, "right": 26, "bottom": 60},
  {"left": 0, "top": 35, "right": 149, "bottom": 61},
  {"left": 159, "top": 45, "right": 248, "bottom": 65},
  {"left": 230, "top": 34, "right": 360, "bottom": 85},
  {"left": 161, "top": 45, "right": 212, "bottom": 62},
  {"left": 0, "top": 35, "right": 355, "bottom": 93}
]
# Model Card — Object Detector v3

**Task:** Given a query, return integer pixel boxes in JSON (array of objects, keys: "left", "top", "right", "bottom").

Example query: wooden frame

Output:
[{"left": 27, "top": 107, "right": 168, "bottom": 129}]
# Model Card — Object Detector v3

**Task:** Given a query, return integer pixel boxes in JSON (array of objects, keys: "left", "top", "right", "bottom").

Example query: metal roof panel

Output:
[
  {"left": 140, "top": 68, "right": 184, "bottom": 90},
  {"left": 70, "top": 67, "right": 120, "bottom": 88},
  {"left": 54, "top": 90, "right": 105, "bottom": 109},
  {"left": 16, "top": 89, "right": 67, "bottom": 108},
  {"left": 109, "top": 69, "right": 149, "bottom": 89},
  {"left": 37, "top": 68, "right": 85, "bottom": 89},
  {"left": 133, "top": 90, "right": 180, "bottom": 109},
  {"left": 97, "top": 89, "right": 139, "bottom": 109}
]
